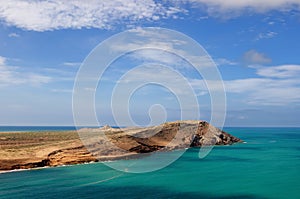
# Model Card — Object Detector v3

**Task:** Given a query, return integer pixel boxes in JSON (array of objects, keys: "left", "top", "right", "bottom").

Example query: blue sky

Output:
[{"left": 0, "top": 0, "right": 299, "bottom": 126}]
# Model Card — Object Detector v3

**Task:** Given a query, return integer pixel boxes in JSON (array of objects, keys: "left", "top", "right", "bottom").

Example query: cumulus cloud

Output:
[
  {"left": 243, "top": 50, "right": 272, "bottom": 64},
  {"left": 0, "top": 56, "right": 51, "bottom": 87}
]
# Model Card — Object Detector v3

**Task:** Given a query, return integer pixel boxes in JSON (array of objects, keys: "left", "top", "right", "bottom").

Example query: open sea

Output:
[{"left": 0, "top": 127, "right": 299, "bottom": 199}]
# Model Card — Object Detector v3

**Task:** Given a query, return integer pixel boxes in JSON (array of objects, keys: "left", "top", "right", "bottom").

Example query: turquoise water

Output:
[{"left": 0, "top": 128, "right": 299, "bottom": 199}]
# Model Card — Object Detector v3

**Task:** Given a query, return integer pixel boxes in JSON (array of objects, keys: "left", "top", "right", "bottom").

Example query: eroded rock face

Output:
[
  {"left": 0, "top": 120, "right": 242, "bottom": 171},
  {"left": 104, "top": 120, "right": 242, "bottom": 153}
]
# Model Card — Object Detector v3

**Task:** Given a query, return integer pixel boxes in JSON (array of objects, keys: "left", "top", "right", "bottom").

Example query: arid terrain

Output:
[{"left": 0, "top": 120, "right": 242, "bottom": 172}]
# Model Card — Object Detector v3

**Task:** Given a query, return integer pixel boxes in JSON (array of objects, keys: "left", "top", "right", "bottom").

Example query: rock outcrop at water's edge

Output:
[{"left": 0, "top": 120, "right": 242, "bottom": 172}]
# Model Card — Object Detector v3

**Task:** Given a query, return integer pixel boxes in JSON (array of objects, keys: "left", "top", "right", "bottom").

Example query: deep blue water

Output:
[{"left": 0, "top": 127, "right": 299, "bottom": 199}]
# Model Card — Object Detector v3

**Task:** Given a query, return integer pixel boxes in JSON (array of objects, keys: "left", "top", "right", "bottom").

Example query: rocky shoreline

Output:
[{"left": 0, "top": 120, "right": 242, "bottom": 172}]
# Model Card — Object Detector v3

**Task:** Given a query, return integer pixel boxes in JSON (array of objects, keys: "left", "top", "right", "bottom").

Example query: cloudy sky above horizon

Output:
[{"left": 0, "top": 0, "right": 300, "bottom": 126}]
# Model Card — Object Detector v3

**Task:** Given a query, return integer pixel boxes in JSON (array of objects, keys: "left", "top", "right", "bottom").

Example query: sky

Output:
[{"left": 0, "top": 0, "right": 300, "bottom": 127}]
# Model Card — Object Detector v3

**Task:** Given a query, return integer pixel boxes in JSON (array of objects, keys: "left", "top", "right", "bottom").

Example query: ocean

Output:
[{"left": 0, "top": 127, "right": 299, "bottom": 199}]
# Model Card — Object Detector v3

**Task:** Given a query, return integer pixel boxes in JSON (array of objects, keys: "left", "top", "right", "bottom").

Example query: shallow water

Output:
[{"left": 0, "top": 128, "right": 299, "bottom": 199}]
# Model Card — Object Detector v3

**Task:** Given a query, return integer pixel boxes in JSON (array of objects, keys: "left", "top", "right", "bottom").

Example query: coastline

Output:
[
  {"left": 0, "top": 161, "right": 100, "bottom": 174},
  {"left": 0, "top": 148, "right": 187, "bottom": 174}
]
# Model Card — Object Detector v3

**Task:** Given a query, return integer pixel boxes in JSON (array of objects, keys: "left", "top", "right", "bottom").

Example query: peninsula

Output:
[{"left": 0, "top": 120, "right": 242, "bottom": 172}]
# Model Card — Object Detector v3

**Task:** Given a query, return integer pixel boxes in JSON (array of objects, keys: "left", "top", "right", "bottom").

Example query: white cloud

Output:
[
  {"left": 188, "top": 63, "right": 300, "bottom": 105},
  {"left": 1, "top": 1, "right": 299, "bottom": 31},
  {"left": 256, "top": 31, "right": 277, "bottom": 40},
  {"left": 255, "top": 64, "right": 300, "bottom": 78},
  {"left": 102, "top": 46, "right": 300, "bottom": 106},
  {"left": 243, "top": 50, "right": 272, "bottom": 64},
  {"left": 224, "top": 64, "right": 300, "bottom": 105},
  {"left": 0, "top": 56, "right": 51, "bottom": 87},
  {"left": 180, "top": 0, "right": 300, "bottom": 14},
  {"left": 128, "top": 49, "right": 192, "bottom": 68},
  {"left": 116, "top": 64, "right": 194, "bottom": 94},
  {"left": 0, "top": 0, "right": 183, "bottom": 31},
  {"left": 225, "top": 78, "right": 300, "bottom": 105},
  {"left": 51, "top": 89, "right": 73, "bottom": 93},
  {"left": 216, "top": 58, "right": 237, "bottom": 66},
  {"left": 0, "top": 56, "right": 6, "bottom": 65},
  {"left": 8, "top": 32, "right": 19, "bottom": 37},
  {"left": 108, "top": 27, "right": 217, "bottom": 70},
  {"left": 63, "top": 62, "right": 81, "bottom": 67}
]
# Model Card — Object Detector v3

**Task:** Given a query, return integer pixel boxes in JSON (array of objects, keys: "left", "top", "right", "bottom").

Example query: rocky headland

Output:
[{"left": 0, "top": 120, "right": 242, "bottom": 172}]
